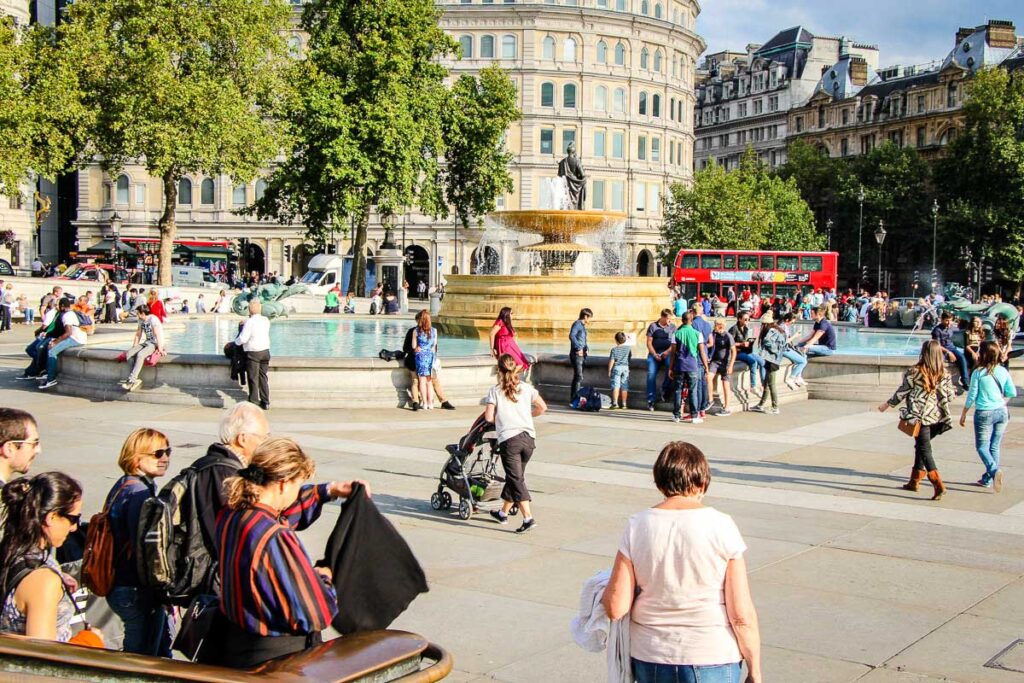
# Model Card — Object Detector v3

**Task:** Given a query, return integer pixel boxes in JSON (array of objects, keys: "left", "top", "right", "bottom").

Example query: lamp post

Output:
[
  {"left": 109, "top": 212, "right": 122, "bottom": 270},
  {"left": 826, "top": 218, "right": 833, "bottom": 251},
  {"left": 874, "top": 219, "right": 886, "bottom": 291},
  {"left": 931, "top": 199, "right": 938, "bottom": 287},
  {"left": 857, "top": 186, "right": 865, "bottom": 281}
]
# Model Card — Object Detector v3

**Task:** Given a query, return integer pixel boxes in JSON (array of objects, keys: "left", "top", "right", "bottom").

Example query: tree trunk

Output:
[
  {"left": 351, "top": 202, "right": 370, "bottom": 296},
  {"left": 157, "top": 171, "right": 179, "bottom": 286}
]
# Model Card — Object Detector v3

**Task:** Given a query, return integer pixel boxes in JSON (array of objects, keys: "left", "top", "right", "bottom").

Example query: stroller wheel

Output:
[
  {"left": 430, "top": 492, "right": 443, "bottom": 510},
  {"left": 441, "top": 492, "right": 452, "bottom": 509},
  {"left": 457, "top": 498, "right": 472, "bottom": 521},
  {"left": 510, "top": 504, "right": 519, "bottom": 517}
]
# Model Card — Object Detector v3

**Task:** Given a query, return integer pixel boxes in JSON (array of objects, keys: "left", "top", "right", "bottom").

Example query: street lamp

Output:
[
  {"left": 825, "top": 218, "right": 833, "bottom": 251},
  {"left": 109, "top": 211, "right": 122, "bottom": 269},
  {"left": 931, "top": 199, "right": 938, "bottom": 281},
  {"left": 874, "top": 219, "right": 886, "bottom": 291},
  {"left": 857, "top": 186, "right": 865, "bottom": 280}
]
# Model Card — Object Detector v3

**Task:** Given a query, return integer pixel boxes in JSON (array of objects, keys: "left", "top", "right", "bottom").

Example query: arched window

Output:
[
  {"left": 563, "top": 83, "right": 577, "bottom": 108},
  {"left": 641, "top": 0, "right": 649, "bottom": 15},
  {"left": 459, "top": 35, "right": 473, "bottom": 59},
  {"left": 595, "top": 85, "right": 608, "bottom": 111},
  {"left": 540, "top": 81, "right": 555, "bottom": 107},
  {"left": 613, "top": 87, "right": 626, "bottom": 113},
  {"left": 563, "top": 37, "right": 577, "bottom": 62},
  {"left": 596, "top": 40, "right": 607, "bottom": 64},
  {"left": 614, "top": 42, "right": 625, "bottom": 65},
  {"left": 652, "top": 94, "right": 661, "bottom": 117},
  {"left": 501, "top": 35, "right": 516, "bottom": 59},
  {"left": 177, "top": 178, "right": 192, "bottom": 205},
  {"left": 115, "top": 175, "right": 130, "bottom": 204},
  {"left": 232, "top": 183, "right": 247, "bottom": 206},
  {"left": 640, "top": 48, "right": 649, "bottom": 69},
  {"left": 200, "top": 178, "right": 215, "bottom": 205},
  {"left": 255, "top": 179, "right": 268, "bottom": 202},
  {"left": 480, "top": 35, "right": 495, "bottom": 58},
  {"left": 654, "top": 49, "right": 663, "bottom": 72},
  {"left": 654, "top": 2, "right": 662, "bottom": 18},
  {"left": 639, "top": 92, "right": 648, "bottom": 115},
  {"left": 543, "top": 36, "right": 555, "bottom": 60},
  {"left": 287, "top": 35, "right": 301, "bottom": 58},
  {"left": 670, "top": 97, "right": 676, "bottom": 121}
]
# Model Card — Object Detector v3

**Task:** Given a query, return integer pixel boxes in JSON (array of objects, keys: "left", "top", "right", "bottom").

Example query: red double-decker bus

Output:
[{"left": 672, "top": 249, "right": 839, "bottom": 303}]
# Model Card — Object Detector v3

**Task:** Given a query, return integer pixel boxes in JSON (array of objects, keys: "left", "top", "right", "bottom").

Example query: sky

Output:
[{"left": 696, "top": 0, "right": 1024, "bottom": 69}]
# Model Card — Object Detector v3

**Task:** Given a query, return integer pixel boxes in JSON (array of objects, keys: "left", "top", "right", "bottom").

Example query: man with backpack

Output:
[{"left": 38, "top": 298, "right": 86, "bottom": 390}]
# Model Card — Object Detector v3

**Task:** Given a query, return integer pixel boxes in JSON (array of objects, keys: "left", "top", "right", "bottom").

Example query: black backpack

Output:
[{"left": 136, "top": 454, "right": 238, "bottom": 605}]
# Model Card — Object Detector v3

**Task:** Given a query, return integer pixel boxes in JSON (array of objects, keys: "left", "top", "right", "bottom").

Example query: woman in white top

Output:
[
  {"left": 603, "top": 442, "right": 761, "bottom": 683},
  {"left": 484, "top": 354, "right": 547, "bottom": 534}
]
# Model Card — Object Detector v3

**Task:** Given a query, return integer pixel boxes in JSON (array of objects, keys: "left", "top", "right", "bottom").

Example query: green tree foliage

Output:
[
  {"left": 439, "top": 67, "right": 521, "bottom": 233},
  {"left": 936, "top": 67, "right": 1024, "bottom": 287},
  {"left": 661, "top": 150, "right": 822, "bottom": 260},
  {"left": 56, "top": 0, "right": 293, "bottom": 284},
  {"left": 251, "top": 0, "right": 458, "bottom": 296}
]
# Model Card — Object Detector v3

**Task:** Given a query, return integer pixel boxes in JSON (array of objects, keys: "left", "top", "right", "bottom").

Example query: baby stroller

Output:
[{"left": 430, "top": 412, "right": 518, "bottom": 521}]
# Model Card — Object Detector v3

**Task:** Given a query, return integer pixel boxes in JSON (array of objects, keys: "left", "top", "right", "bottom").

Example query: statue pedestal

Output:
[{"left": 374, "top": 248, "right": 405, "bottom": 294}]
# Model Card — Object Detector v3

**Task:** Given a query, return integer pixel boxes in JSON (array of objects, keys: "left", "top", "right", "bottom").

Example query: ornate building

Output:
[
  {"left": 693, "top": 27, "right": 878, "bottom": 172},
  {"left": 788, "top": 20, "right": 1023, "bottom": 161},
  {"left": 72, "top": 0, "right": 704, "bottom": 291}
]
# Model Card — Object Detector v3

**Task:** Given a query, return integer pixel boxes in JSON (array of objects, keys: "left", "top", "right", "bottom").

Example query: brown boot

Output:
[
  {"left": 902, "top": 469, "right": 925, "bottom": 492},
  {"left": 927, "top": 470, "right": 946, "bottom": 500}
]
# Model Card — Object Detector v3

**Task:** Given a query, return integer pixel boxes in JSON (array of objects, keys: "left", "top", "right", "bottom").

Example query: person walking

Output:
[
  {"left": 412, "top": 310, "right": 438, "bottom": 410},
  {"left": 486, "top": 354, "right": 547, "bottom": 533},
  {"left": 645, "top": 309, "right": 677, "bottom": 411},
  {"left": 569, "top": 308, "right": 592, "bottom": 404},
  {"left": 120, "top": 303, "right": 165, "bottom": 392},
  {"left": 105, "top": 429, "right": 172, "bottom": 655},
  {"left": 960, "top": 341, "right": 1016, "bottom": 491},
  {"left": 489, "top": 307, "right": 530, "bottom": 372},
  {"left": 668, "top": 312, "right": 709, "bottom": 424},
  {"left": 729, "top": 311, "right": 765, "bottom": 397},
  {"left": 879, "top": 340, "right": 956, "bottom": 500},
  {"left": 750, "top": 313, "right": 786, "bottom": 415},
  {"left": 602, "top": 442, "right": 761, "bottom": 683},
  {"left": 195, "top": 294, "right": 207, "bottom": 314},
  {"left": 234, "top": 299, "right": 271, "bottom": 410}
]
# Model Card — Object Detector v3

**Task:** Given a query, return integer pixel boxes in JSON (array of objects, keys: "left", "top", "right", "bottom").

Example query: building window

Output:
[
  {"left": 500, "top": 35, "right": 516, "bottom": 59},
  {"left": 639, "top": 92, "right": 647, "bottom": 115},
  {"left": 135, "top": 183, "right": 146, "bottom": 206},
  {"left": 753, "top": 99, "right": 762, "bottom": 114},
  {"left": 611, "top": 181, "right": 624, "bottom": 210},
  {"left": 540, "top": 82, "right": 555, "bottom": 107},
  {"left": 654, "top": 2, "right": 662, "bottom": 18},
  {"left": 947, "top": 82, "right": 957, "bottom": 108},
  {"left": 563, "top": 83, "right": 577, "bottom": 108},
  {"left": 596, "top": 40, "right": 607, "bottom": 64},
  {"left": 842, "top": 108, "right": 849, "bottom": 125},
  {"left": 595, "top": 85, "right": 608, "bottom": 111},
  {"left": 652, "top": 93, "right": 661, "bottom": 117},
  {"left": 480, "top": 35, "right": 494, "bottom": 58},
  {"left": 654, "top": 50, "right": 662, "bottom": 72},
  {"left": 613, "top": 87, "right": 625, "bottom": 112},
  {"left": 201, "top": 177, "right": 215, "bottom": 205},
  {"left": 612, "top": 131, "right": 624, "bottom": 159},
  {"left": 795, "top": 116, "right": 803, "bottom": 133},
  {"left": 635, "top": 181, "right": 646, "bottom": 211},
  {"left": 542, "top": 36, "right": 555, "bottom": 60},
  {"left": 562, "top": 129, "right": 576, "bottom": 153},
  {"left": 640, "top": 48, "right": 649, "bottom": 69},
  {"left": 638, "top": 135, "right": 647, "bottom": 160},
  {"left": 916, "top": 125, "right": 926, "bottom": 148},
  {"left": 178, "top": 178, "right": 192, "bottom": 205},
  {"left": 287, "top": 35, "right": 302, "bottom": 58},
  {"left": 232, "top": 184, "right": 247, "bottom": 206},
  {"left": 640, "top": 0, "right": 649, "bottom": 15},
  {"left": 459, "top": 35, "right": 473, "bottom": 59},
  {"left": 255, "top": 179, "right": 268, "bottom": 202},
  {"left": 818, "top": 106, "right": 825, "bottom": 128},
  {"left": 648, "top": 184, "right": 659, "bottom": 215},
  {"left": 917, "top": 94, "right": 926, "bottom": 113},
  {"left": 769, "top": 95, "right": 778, "bottom": 111},
  {"left": 840, "top": 138, "right": 849, "bottom": 156},
  {"left": 540, "top": 128, "right": 554, "bottom": 154},
  {"left": 594, "top": 130, "right": 606, "bottom": 156},
  {"left": 115, "top": 175, "right": 130, "bottom": 204},
  {"left": 592, "top": 180, "right": 605, "bottom": 210},
  {"left": 651, "top": 137, "right": 660, "bottom": 161},
  {"left": 563, "top": 37, "right": 577, "bottom": 61},
  {"left": 614, "top": 42, "right": 625, "bottom": 66}
]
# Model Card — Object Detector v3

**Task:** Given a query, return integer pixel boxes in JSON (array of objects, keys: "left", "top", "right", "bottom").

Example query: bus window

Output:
[
  {"left": 679, "top": 283, "right": 697, "bottom": 301},
  {"left": 777, "top": 255, "right": 799, "bottom": 270},
  {"left": 738, "top": 255, "right": 758, "bottom": 270},
  {"left": 700, "top": 284, "right": 720, "bottom": 298},
  {"left": 760, "top": 255, "right": 775, "bottom": 270},
  {"left": 681, "top": 254, "right": 698, "bottom": 269},
  {"left": 801, "top": 256, "right": 823, "bottom": 271},
  {"left": 759, "top": 284, "right": 774, "bottom": 297},
  {"left": 701, "top": 254, "right": 722, "bottom": 269},
  {"left": 776, "top": 285, "right": 797, "bottom": 300},
  {"left": 723, "top": 255, "right": 736, "bottom": 269}
]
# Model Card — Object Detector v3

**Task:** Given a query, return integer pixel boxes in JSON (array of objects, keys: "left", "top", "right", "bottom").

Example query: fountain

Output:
[{"left": 436, "top": 144, "right": 669, "bottom": 343}]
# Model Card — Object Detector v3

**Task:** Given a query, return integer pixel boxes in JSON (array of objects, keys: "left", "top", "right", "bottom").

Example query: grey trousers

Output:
[{"left": 125, "top": 343, "right": 157, "bottom": 382}]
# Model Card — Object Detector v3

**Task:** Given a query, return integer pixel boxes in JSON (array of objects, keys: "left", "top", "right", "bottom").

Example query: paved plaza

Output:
[{"left": 3, "top": 330, "right": 1024, "bottom": 682}]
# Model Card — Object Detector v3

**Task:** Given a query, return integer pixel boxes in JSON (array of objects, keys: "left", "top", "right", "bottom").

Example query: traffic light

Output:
[
  {"left": 861, "top": 265, "right": 868, "bottom": 281},
  {"left": 983, "top": 263, "right": 994, "bottom": 283},
  {"left": 327, "top": 243, "right": 337, "bottom": 255},
  {"left": 284, "top": 244, "right": 292, "bottom": 261}
]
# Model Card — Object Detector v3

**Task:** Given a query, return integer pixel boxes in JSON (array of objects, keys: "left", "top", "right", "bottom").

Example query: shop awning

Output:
[{"left": 83, "top": 239, "right": 139, "bottom": 256}]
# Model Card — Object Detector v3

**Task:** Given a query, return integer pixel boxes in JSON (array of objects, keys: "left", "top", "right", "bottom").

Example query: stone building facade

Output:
[
  {"left": 693, "top": 27, "right": 878, "bottom": 171},
  {"left": 788, "top": 20, "right": 1023, "bottom": 161},
  {"left": 71, "top": 0, "right": 704, "bottom": 291}
]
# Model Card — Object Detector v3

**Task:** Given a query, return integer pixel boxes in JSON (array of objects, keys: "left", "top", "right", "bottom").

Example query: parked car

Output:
[{"left": 54, "top": 263, "right": 128, "bottom": 285}]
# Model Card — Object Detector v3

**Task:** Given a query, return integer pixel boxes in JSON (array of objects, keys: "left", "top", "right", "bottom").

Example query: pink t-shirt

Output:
[{"left": 619, "top": 506, "right": 746, "bottom": 666}]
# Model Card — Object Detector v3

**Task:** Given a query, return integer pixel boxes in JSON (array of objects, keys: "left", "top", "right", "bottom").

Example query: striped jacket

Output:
[
  {"left": 216, "top": 484, "right": 337, "bottom": 637},
  {"left": 887, "top": 367, "right": 954, "bottom": 426}
]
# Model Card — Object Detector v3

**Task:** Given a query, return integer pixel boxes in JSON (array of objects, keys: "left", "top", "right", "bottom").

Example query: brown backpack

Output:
[{"left": 81, "top": 479, "right": 134, "bottom": 597}]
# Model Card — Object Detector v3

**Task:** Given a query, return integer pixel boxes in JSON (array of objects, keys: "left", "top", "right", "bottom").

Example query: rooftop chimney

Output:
[
  {"left": 850, "top": 57, "right": 868, "bottom": 86},
  {"left": 955, "top": 27, "right": 976, "bottom": 45},
  {"left": 986, "top": 20, "right": 1017, "bottom": 49}
]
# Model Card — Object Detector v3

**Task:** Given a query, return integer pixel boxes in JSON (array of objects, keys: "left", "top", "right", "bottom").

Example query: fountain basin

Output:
[{"left": 487, "top": 210, "right": 626, "bottom": 241}]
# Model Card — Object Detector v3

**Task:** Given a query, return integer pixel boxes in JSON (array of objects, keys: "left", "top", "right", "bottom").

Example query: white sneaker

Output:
[
  {"left": 784, "top": 378, "right": 798, "bottom": 390},
  {"left": 795, "top": 377, "right": 807, "bottom": 387}
]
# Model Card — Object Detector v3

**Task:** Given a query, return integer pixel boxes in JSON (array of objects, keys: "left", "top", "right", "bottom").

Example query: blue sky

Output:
[{"left": 696, "top": 0, "right": 1024, "bottom": 69}]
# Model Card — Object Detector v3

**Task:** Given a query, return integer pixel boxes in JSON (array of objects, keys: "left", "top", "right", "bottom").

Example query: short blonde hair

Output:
[
  {"left": 248, "top": 299, "right": 262, "bottom": 315},
  {"left": 118, "top": 428, "right": 169, "bottom": 474},
  {"left": 713, "top": 318, "right": 726, "bottom": 331}
]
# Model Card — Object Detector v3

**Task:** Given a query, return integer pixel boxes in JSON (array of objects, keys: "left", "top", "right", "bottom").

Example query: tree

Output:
[
  {"left": 661, "top": 150, "right": 822, "bottom": 260},
  {"left": 438, "top": 67, "right": 521, "bottom": 237},
  {"left": 56, "top": 0, "right": 293, "bottom": 284},
  {"left": 251, "top": 0, "right": 458, "bottom": 296}
]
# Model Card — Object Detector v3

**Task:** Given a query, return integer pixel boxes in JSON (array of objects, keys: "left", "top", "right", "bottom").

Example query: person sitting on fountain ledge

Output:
[{"left": 558, "top": 142, "right": 586, "bottom": 210}]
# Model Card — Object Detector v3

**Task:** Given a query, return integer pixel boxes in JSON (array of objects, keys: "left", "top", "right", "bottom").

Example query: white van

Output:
[
  {"left": 299, "top": 254, "right": 344, "bottom": 296},
  {"left": 171, "top": 266, "right": 227, "bottom": 290}
]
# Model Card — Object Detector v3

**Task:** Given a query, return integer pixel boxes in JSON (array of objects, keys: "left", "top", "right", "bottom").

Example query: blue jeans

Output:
[
  {"left": 974, "top": 407, "right": 1008, "bottom": 484},
  {"left": 673, "top": 371, "right": 702, "bottom": 418},
  {"left": 24, "top": 337, "right": 47, "bottom": 376},
  {"left": 736, "top": 351, "right": 765, "bottom": 387},
  {"left": 947, "top": 346, "right": 970, "bottom": 386},
  {"left": 783, "top": 349, "right": 807, "bottom": 379},
  {"left": 46, "top": 337, "right": 83, "bottom": 381},
  {"left": 106, "top": 586, "right": 171, "bottom": 657},
  {"left": 805, "top": 345, "right": 834, "bottom": 357},
  {"left": 570, "top": 352, "right": 585, "bottom": 402},
  {"left": 647, "top": 353, "right": 672, "bottom": 403},
  {"left": 632, "top": 659, "right": 742, "bottom": 683}
]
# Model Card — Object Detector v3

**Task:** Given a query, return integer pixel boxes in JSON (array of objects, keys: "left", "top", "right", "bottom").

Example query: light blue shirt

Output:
[{"left": 965, "top": 365, "right": 1017, "bottom": 411}]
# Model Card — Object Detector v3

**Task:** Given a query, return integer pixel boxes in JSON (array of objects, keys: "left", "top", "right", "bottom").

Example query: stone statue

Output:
[
  {"left": 939, "top": 297, "right": 1019, "bottom": 334},
  {"left": 232, "top": 282, "right": 309, "bottom": 319},
  {"left": 557, "top": 142, "right": 586, "bottom": 210}
]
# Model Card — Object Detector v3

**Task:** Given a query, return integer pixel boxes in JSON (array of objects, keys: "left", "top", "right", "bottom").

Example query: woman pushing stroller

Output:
[{"left": 486, "top": 354, "right": 547, "bottom": 533}]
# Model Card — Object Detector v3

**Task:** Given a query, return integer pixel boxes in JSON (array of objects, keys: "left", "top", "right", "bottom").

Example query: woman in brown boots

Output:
[{"left": 878, "top": 340, "right": 956, "bottom": 500}]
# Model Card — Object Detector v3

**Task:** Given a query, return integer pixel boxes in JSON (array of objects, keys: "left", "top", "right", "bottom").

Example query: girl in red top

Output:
[
  {"left": 146, "top": 290, "right": 166, "bottom": 322},
  {"left": 489, "top": 307, "right": 530, "bottom": 371}
]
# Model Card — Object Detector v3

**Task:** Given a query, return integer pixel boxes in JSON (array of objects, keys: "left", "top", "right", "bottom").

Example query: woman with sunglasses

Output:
[
  {"left": 104, "top": 428, "right": 173, "bottom": 655},
  {"left": 0, "top": 471, "right": 86, "bottom": 642}
]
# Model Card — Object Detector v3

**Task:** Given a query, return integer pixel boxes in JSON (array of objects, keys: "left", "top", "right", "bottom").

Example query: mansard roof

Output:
[{"left": 754, "top": 26, "right": 814, "bottom": 79}]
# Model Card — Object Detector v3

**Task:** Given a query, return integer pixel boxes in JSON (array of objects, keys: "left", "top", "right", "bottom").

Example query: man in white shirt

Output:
[
  {"left": 39, "top": 299, "right": 87, "bottom": 389},
  {"left": 31, "top": 258, "right": 43, "bottom": 277},
  {"left": 234, "top": 299, "right": 271, "bottom": 409}
]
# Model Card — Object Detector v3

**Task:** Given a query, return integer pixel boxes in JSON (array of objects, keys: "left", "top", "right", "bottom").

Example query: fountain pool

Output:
[{"left": 107, "top": 318, "right": 926, "bottom": 357}]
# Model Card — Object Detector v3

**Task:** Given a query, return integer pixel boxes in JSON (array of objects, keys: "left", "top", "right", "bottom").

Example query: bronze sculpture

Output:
[{"left": 557, "top": 142, "right": 586, "bottom": 210}]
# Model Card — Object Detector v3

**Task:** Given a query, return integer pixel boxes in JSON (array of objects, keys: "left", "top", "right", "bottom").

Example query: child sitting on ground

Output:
[{"left": 607, "top": 332, "right": 632, "bottom": 410}]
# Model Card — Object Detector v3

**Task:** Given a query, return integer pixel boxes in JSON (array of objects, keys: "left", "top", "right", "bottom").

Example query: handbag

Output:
[
  {"left": 172, "top": 594, "right": 220, "bottom": 661},
  {"left": 897, "top": 418, "right": 921, "bottom": 438}
]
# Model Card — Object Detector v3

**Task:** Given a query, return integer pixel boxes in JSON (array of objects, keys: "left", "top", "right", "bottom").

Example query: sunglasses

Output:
[
  {"left": 60, "top": 512, "right": 81, "bottom": 527},
  {"left": 147, "top": 448, "right": 173, "bottom": 459},
  {"left": 7, "top": 439, "right": 40, "bottom": 448}
]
